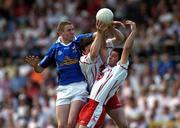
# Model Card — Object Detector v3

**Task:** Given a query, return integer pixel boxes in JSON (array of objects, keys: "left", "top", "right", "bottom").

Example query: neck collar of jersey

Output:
[{"left": 56, "top": 36, "right": 77, "bottom": 46}]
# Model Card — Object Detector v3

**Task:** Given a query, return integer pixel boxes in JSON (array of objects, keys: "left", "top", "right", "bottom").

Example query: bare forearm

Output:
[
  {"left": 113, "top": 28, "right": 125, "bottom": 43},
  {"left": 100, "top": 34, "right": 108, "bottom": 63},
  {"left": 119, "top": 31, "right": 136, "bottom": 64},
  {"left": 123, "top": 31, "right": 136, "bottom": 51},
  {"left": 92, "top": 32, "right": 97, "bottom": 39},
  {"left": 90, "top": 31, "right": 103, "bottom": 61},
  {"left": 34, "top": 64, "right": 44, "bottom": 73},
  {"left": 100, "top": 47, "right": 108, "bottom": 63}
]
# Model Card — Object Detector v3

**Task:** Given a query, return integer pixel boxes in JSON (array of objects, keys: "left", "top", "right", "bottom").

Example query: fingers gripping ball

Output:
[{"left": 96, "top": 8, "right": 114, "bottom": 25}]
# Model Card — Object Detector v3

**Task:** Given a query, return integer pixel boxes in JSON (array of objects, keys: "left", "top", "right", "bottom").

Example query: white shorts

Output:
[{"left": 56, "top": 81, "right": 89, "bottom": 106}]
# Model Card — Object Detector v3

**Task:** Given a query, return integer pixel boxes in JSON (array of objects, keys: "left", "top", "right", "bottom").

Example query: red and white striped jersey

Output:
[
  {"left": 90, "top": 61, "right": 129, "bottom": 105},
  {"left": 79, "top": 39, "right": 114, "bottom": 91},
  {"left": 80, "top": 54, "right": 103, "bottom": 90}
]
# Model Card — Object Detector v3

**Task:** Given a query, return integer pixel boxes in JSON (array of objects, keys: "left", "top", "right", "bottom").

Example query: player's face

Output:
[
  {"left": 62, "top": 24, "right": 75, "bottom": 42},
  {"left": 83, "top": 44, "right": 91, "bottom": 55},
  {"left": 108, "top": 51, "right": 119, "bottom": 67}
]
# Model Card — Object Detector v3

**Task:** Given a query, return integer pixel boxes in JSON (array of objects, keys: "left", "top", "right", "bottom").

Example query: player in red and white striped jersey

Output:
[
  {"left": 78, "top": 21, "right": 128, "bottom": 128},
  {"left": 78, "top": 20, "right": 136, "bottom": 128}
]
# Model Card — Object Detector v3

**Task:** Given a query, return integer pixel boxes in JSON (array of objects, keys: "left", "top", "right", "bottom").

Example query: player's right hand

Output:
[
  {"left": 125, "top": 20, "right": 136, "bottom": 32},
  {"left": 96, "top": 20, "right": 109, "bottom": 33},
  {"left": 24, "top": 55, "right": 40, "bottom": 67}
]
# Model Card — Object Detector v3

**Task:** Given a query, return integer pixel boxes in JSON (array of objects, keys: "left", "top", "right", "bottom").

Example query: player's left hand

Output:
[
  {"left": 125, "top": 20, "right": 136, "bottom": 32},
  {"left": 24, "top": 55, "right": 40, "bottom": 67}
]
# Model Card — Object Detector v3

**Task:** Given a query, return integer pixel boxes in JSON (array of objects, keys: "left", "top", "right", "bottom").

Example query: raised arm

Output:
[
  {"left": 100, "top": 21, "right": 125, "bottom": 63},
  {"left": 106, "top": 21, "right": 125, "bottom": 45},
  {"left": 89, "top": 20, "right": 107, "bottom": 61},
  {"left": 119, "top": 20, "right": 137, "bottom": 64}
]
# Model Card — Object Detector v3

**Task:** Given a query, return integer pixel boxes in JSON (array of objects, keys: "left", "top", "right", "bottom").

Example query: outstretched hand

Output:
[
  {"left": 112, "top": 21, "right": 126, "bottom": 28},
  {"left": 105, "top": 20, "right": 125, "bottom": 34},
  {"left": 125, "top": 20, "right": 136, "bottom": 32},
  {"left": 96, "top": 20, "right": 109, "bottom": 33},
  {"left": 24, "top": 55, "right": 40, "bottom": 67}
]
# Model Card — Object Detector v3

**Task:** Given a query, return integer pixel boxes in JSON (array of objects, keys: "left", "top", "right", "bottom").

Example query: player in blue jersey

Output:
[{"left": 25, "top": 21, "right": 95, "bottom": 128}]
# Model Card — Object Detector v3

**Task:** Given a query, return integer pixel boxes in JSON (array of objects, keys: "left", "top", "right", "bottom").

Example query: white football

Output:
[{"left": 96, "top": 8, "right": 114, "bottom": 25}]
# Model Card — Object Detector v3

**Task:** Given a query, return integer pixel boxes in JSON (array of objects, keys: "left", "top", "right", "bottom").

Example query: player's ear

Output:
[{"left": 57, "top": 31, "right": 62, "bottom": 36}]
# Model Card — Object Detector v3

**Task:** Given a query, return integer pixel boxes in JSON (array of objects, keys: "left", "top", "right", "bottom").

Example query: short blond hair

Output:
[{"left": 57, "top": 21, "right": 72, "bottom": 32}]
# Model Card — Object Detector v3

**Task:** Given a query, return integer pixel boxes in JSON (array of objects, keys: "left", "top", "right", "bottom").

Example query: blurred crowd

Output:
[{"left": 0, "top": 0, "right": 180, "bottom": 128}]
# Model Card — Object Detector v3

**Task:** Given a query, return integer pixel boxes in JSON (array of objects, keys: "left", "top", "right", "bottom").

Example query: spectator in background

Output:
[
  {"left": 159, "top": 53, "right": 176, "bottom": 77},
  {"left": 10, "top": 68, "right": 27, "bottom": 92},
  {"left": 0, "top": 0, "right": 179, "bottom": 127}
]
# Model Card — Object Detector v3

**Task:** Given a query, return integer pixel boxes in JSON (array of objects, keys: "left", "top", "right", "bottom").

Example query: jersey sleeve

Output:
[
  {"left": 80, "top": 54, "right": 103, "bottom": 89},
  {"left": 119, "top": 60, "right": 129, "bottom": 70},
  {"left": 75, "top": 33, "right": 93, "bottom": 44},
  {"left": 80, "top": 54, "right": 95, "bottom": 67},
  {"left": 39, "top": 43, "right": 56, "bottom": 68},
  {"left": 106, "top": 38, "right": 114, "bottom": 48}
]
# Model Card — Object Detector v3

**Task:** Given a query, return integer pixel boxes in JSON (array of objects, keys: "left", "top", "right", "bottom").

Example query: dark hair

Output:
[
  {"left": 112, "top": 48, "right": 123, "bottom": 59},
  {"left": 79, "top": 37, "right": 93, "bottom": 52}
]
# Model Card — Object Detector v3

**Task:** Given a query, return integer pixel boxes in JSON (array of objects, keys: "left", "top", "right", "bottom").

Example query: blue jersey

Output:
[{"left": 39, "top": 33, "right": 93, "bottom": 85}]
